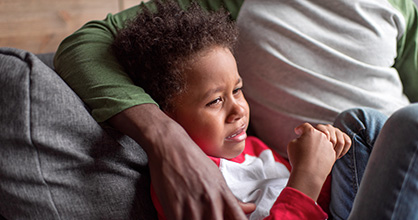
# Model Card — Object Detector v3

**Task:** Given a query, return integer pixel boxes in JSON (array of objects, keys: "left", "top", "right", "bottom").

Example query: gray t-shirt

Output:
[{"left": 236, "top": 0, "right": 410, "bottom": 156}]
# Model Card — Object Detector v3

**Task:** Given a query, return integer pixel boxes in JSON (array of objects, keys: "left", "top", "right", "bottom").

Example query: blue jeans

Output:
[
  {"left": 330, "top": 104, "right": 418, "bottom": 220},
  {"left": 330, "top": 107, "right": 388, "bottom": 219}
]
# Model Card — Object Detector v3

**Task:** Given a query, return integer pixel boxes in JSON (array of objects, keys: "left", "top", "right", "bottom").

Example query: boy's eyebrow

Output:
[{"left": 201, "top": 77, "right": 242, "bottom": 100}]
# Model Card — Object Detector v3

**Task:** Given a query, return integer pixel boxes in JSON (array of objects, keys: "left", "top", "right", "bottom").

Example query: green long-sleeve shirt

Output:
[
  {"left": 54, "top": 0, "right": 418, "bottom": 123},
  {"left": 54, "top": 0, "right": 243, "bottom": 122}
]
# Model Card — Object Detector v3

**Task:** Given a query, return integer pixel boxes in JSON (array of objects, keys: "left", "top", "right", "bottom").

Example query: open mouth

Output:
[{"left": 226, "top": 125, "right": 247, "bottom": 142}]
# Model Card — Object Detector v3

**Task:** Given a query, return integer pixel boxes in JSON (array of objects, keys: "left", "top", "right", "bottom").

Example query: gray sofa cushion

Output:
[
  {"left": 0, "top": 47, "right": 156, "bottom": 219},
  {"left": 36, "top": 52, "right": 55, "bottom": 69}
]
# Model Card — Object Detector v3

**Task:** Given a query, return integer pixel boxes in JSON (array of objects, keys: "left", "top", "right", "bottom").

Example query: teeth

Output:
[
  {"left": 228, "top": 133, "right": 238, "bottom": 139},
  {"left": 227, "top": 128, "right": 243, "bottom": 139}
]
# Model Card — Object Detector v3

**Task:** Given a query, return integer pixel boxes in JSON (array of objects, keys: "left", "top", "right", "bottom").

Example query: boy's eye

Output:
[
  {"left": 233, "top": 87, "right": 242, "bottom": 95},
  {"left": 206, "top": 97, "right": 222, "bottom": 107}
]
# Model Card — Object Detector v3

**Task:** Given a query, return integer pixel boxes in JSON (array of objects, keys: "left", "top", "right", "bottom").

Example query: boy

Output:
[{"left": 112, "top": 1, "right": 351, "bottom": 219}]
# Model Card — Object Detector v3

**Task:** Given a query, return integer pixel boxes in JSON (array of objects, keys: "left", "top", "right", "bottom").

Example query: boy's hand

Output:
[
  {"left": 289, "top": 123, "right": 336, "bottom": 181},
  {"left": 315, "top": 124, "right": 352, "bottom": 159},
  {"left": 286, "top": 123, "right": 337, "bottom": 201}
]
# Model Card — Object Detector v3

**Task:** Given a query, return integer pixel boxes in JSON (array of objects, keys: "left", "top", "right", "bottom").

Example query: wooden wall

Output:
[{"left": 0, "top": 0, "right": 144, "bottom": 54}]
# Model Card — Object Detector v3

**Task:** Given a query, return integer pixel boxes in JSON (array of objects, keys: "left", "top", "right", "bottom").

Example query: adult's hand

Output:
[{"left": 109, "top": 104, "right": 247, "bottom": 219}]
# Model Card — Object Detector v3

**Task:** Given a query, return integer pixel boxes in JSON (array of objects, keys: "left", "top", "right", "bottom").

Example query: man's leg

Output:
[
  {"left": 330, "top": 107, "right": 388, "bottom": 220},
  {"left": 348, "top": 104, "right": 418, "bottom": 220}
]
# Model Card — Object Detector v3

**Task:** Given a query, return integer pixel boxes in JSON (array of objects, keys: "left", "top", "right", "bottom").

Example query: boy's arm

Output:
[
  {"left": 54, "top": 0, "right": 246, "bottom": 219},
  {"left": 264, "top": 187, "right": 328, "bottom": 219}
]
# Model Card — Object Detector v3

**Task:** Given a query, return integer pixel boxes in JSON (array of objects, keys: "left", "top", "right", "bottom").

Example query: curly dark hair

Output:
[{"left": 112, "top": 0, "right": 238, "bottom": 111}]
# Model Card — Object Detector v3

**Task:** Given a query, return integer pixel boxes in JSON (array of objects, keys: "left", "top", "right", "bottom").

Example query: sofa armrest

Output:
[{"left": 0, "top": 47, "right": 156, "bottom": 219}]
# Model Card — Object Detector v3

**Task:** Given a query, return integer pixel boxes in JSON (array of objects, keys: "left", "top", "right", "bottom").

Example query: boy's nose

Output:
[{"left": 226, "top": 101, "right": 246, "bottom": 123}]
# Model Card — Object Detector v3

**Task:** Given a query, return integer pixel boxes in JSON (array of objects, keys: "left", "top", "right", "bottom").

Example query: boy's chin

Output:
[{"left": 224, "top": 140, "right": 246, "bottom": 159}]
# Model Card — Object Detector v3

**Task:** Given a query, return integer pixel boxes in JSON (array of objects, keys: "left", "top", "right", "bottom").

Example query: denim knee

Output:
[
  {"left": 386, "top": 103, "right": 418, "bottom": 126},
  {"left": 382, "top": 104, "right": 418, "bottom": 139},
  {"left": 334, "top": 107, "right": 387, "bottom": 142}
]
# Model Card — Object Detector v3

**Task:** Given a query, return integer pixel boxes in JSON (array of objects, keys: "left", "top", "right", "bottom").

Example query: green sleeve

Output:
[
  {"left": 54, "top": 0, "right": 244, "bottom": 122},
  {"left": 389, "top": 0, "right": 418, "bottom": 102}
]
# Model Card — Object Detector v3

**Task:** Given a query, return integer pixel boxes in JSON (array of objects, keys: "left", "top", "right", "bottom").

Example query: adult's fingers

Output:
[
  {"left": 148, "top": 143, "right": 247, "bottom": 220},
  {"left": 182, "top": 189, "right": 246, "bottom": 220},
  {"left": 208, "top": 186, "right": 248, "bottom": 220},
  {"left": 238, "top": 201, "right": 256, "bottom": 215}
]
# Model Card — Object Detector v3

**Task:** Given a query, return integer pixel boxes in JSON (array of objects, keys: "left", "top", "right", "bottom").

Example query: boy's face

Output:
[{"left": 168, "top": 47, "right": 250, "bottom": 159}]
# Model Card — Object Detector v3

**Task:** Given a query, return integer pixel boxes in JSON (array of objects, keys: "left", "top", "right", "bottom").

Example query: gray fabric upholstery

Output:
[
  {"left": 0, "top": 47, "right": 156, "bottom": 219},
  {"left": 36, "top": 52, "right": 55, "bottom": 69}
]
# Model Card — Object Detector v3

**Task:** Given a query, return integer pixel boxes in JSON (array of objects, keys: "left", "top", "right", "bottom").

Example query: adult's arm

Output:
[
  {"left": 392, "top": 0, "right": 418, "bottom": 102},
  {"left": 54, "top": 0, "right": 246, "bottom": 219},
  {"left": 109, "top": 104, "right": 247, "bottom": 219}
]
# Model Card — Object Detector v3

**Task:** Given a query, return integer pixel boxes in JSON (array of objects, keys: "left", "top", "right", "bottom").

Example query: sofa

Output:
[{"left": 0, "top": 47, "right": 157, "bottom": 219}]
